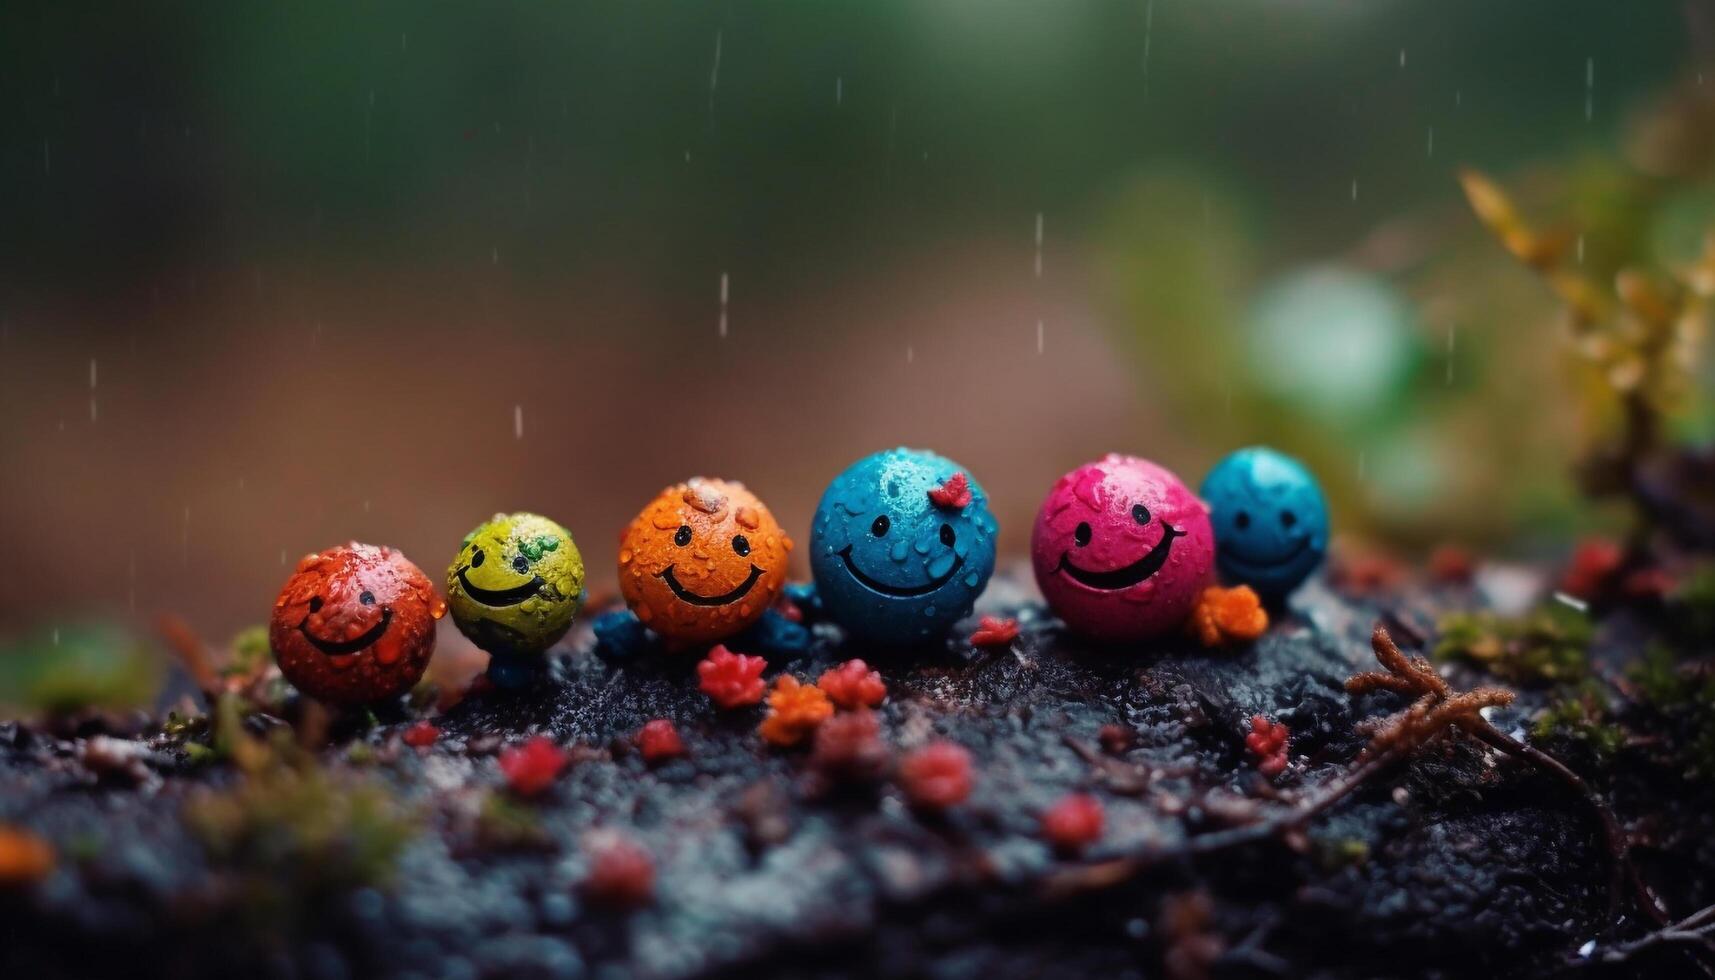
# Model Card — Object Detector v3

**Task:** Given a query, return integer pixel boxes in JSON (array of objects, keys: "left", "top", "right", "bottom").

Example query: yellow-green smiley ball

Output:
[{"left": 447, "top": 512, "right": 585, "bottom": 655}]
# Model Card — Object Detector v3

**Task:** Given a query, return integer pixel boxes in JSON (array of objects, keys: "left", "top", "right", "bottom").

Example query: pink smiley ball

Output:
[{"left": 1031, "top": 454, "right": 1215, "bottom": 642}]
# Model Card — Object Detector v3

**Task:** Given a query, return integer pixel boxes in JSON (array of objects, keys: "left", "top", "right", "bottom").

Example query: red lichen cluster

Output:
[
  {"left": 1329, "top": 549, "right": 1408, "bottom": 594},
  {"left": 816, "top": 659, "right": 887, "bottom": 709},
  {"left": 1244, "top": 715, "right": 1289, "bottom": 776},
  {"left": 897, "top": 741, "right": 974, "bottom": 810},
  {"left": 927, "top": 472, "right": 973, "bottom": 510},
  {"left": 636, "top": 719, "right": 686, "bottom": 764},
  {"left": 757, "top": 676, "right": 834, "bottom": 747},
  {"left": 1188, "top": 586, "right": 1269, "bottom": 647},
  {"left": 401, "top": 721, "right": 441, "bottom": 748},
  {"left": 1158, "top": 891, "right": 1223, "bottom": 980},
  {"left": 498, "top": 736, "right": 570, "bottom": 797},
  {"left": 697, "top": 644, "right": 768, "bottom": 709},
  {"left": 810, "top": 709, "right": 890, "bottom": 782},
  {"left": 1427, "top": 544, "right": 1476, "bottom": 584},
  {"left": 1561, "top": 537, "right": 1624, "bottom": 600},
  {"left": 967, "top": 615, "right": 1020, "bottom": 648},
  {"left": 1040, "top": 793, "right": 1104, "bottom": 853},
  {"left": 581, "top": 831, "right": 654, "bottom": 909}
]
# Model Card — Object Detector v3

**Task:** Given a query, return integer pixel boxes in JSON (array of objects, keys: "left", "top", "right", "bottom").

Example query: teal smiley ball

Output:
[
  {"left": 810, "top": 448, "right": 999, "bottom": 646},
  {"left": 1200, "top": 447, "right": 1329, "bottom": 599}
]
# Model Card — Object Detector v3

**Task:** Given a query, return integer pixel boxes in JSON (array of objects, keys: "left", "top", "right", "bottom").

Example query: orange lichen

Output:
[
  {"left": 816, "top": 659, "right": 887, "bottom": 710},
  {"left": 1188, "top": 585, "right": 1269, "bottom": 647},
  {"left": 1040, "top": 793, "right": 1105, "bottom": 853},
  {"left": 697, "top": 644, "right": 768, "bottom": 709},
  {"left": 0, "top": 826, "right": 54, "bottom": 885},
  {"left": 967, "top": 615, "right": 1020, "bottom": 648},
  {"left": 757, "top": 676, "right": 834, "bottom": 747},
  {"left": 497, "top": 736, "right": 569, "bottom": 797},
  {"left": 897, "top": 740, "right": 974, "bottom": 810}
]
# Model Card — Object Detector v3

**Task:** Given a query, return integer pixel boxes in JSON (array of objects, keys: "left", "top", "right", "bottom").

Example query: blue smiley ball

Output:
[
  {"left": 1200, "top": 447, "right": 1329, "bottom": 599},
  {"left": 810, "top": 448, "right": 999, "bottom": 646}
]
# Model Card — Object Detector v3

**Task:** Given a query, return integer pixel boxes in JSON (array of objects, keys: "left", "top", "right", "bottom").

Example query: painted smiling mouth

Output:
[
  {"left": 1217, "top": 536, "right": 1312, "bottom": 573},
  {"left": 659, "top": 564, "right": 763, "bottom": 606},
  {"left": 298, "top": 608, "right": 393, "bottom": 656},
  {"left": 1058, "top": 525, "right": 1185, "bottom": 591},
  {"left": 457, "top": 567, "right": 545, "bottom": 607},
  {"left": 838, "top": 545, "right": 964, "bottom": 598}
]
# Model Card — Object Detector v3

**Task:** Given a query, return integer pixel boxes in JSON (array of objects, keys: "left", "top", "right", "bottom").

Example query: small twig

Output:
[
  {"left": 156, "top": 614, "right": 222, "bottom": 703},
  {"left": 1472, "top": 723, "right": 1667, "bottom": 926},
  {"left": 1583, "top": 901, "right": 1715, "bottom": 973}
]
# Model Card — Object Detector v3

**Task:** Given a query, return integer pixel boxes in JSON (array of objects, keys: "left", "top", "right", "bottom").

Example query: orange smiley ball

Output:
[{"left": 618, "top": 478, "right": 792, "bottom": 646}]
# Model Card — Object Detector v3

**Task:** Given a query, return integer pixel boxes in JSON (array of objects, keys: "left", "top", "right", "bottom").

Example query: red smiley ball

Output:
[
  {"left": 1031, "top": 454, "right": 1215, "bottom": 642},
  {"left": 269, "top": 542, "right": 446, "bottom": 705}
]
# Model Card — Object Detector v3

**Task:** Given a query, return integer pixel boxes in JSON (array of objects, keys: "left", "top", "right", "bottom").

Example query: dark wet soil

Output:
[{"left": 2, "top": 569, "right": 1711, "bottom": 980}]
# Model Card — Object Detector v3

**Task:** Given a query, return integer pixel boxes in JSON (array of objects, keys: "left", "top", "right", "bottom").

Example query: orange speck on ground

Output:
[
  {"left": 1189, "top": 585, "right": 1269, "bottom": 647},
  {"left": 757, "top": 675, "right": 834, "bottom": 747}
]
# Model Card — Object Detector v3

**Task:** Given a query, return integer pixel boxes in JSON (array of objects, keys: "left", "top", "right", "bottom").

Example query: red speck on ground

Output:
[
  {"left": 498, "top": 736, "right": 570, "bottom": 797},
  {"left": 401, "top": 721, "right": 441, "bottom": 748},
  {"left": 697, "top": 644, "right": 768, "bottom": 709},
  {"left": 897, "top": 741, "right": 974, "bottom": 810},
  {"left": 1427, "top": 545, "right": 1476, "bottom": 584},
  {"left": 816, "top": 659, "right": 887, "bottom": 709},
  {"left": 1245, "top": 715, "right": 1290, "bottom": 777},
  {"left": 1561, "top": 537, "right": 1624, "bottom": 600},
  {"left": 810, "top": 709, "right": 890, "bottom": 782},
  {"left": 636, "top": 720, "right": 685, "bottom": 764},
  {"left": 1622, "top": 566, "right": 1676, "bottom": 600},
  {"left": 581, "top": 831, "right": 654, "bottom": 909},
  {"left": 775, "top": 594, "right": 803, "bottom": 623},
  {"left": 928, "top": 472, "right": 973, "bottom": 510},
  {"left": 967, "top": 615, "right": 1020, "bottom": 647},
  {"left": 1041, "top": 793, "right": 1105, "bottom": 852}
]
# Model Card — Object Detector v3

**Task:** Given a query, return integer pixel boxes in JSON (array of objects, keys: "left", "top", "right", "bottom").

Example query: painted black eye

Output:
[
  {"left": 308, "top": 596, "right": 324, "bottom": 613},
  {"left": 470, "top": 548, "right": 486, "bottom": 567},
  {"left": 1280, "top": 510, "right": 1297, "bottom": 529},
  {"left": 939, "top": 523, "right": 955, "bottom": 546},
  {"left": 1235, "top": 511, "right": 1251, "bottom": 530},
  {"left": 732, "top": 535, "right": 750, "bottom": 557},
  {"left": 1074, "top": 522, "right": 1092, "bottom": 547},
  {"left": 359, "top": 591, "right": 375, "bottom": 606},
  {"left": 512, "top": 555, "right": 529, "bottom": 573},
  {"left": 1131, "top": 504, "right": 1150, "bottom": 525},
  {"left": 871, "top": 515, "right": 890, "bottom": 537},
  {"left": 674, "top": 525, "right": 692, "bottom": 547}
]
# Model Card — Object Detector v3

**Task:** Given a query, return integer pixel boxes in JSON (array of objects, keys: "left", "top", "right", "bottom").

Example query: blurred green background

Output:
[{"left": 2, "top": 1, "right": 1712, "bottom": 651}]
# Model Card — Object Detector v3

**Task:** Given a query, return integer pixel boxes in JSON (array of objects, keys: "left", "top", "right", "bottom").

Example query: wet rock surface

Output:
[{"left": 2, "top": 569, "right": 1710, "bottom": 979}]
